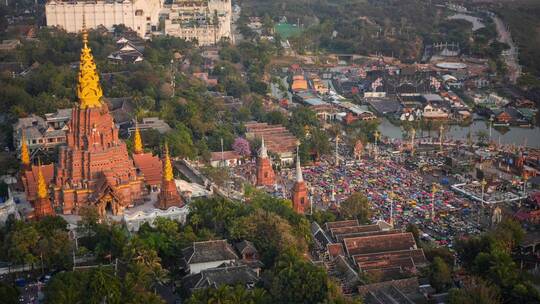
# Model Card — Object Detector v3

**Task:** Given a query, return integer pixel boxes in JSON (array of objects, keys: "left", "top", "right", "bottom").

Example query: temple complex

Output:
[
  {"left": 255, "top": 138, "right": 275, "bottom": 187},
  {"left": 21, "top": 25, "right": 162, "bottom": 217},
  {"left": 292, "top": 151, "right": 308, "bottom": 214},
  {"left": 156, "top": 144, "right": 184, "bottom": 210}
]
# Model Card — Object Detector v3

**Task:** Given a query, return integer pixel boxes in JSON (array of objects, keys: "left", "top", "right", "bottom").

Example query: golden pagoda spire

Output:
[
  {"left": 36, "top": 159, "right": 48, "bottom": 199},
  {"left": 133, "top": 123, "right": 143, "bottom": 154},
  {"left": 20, "top": 132, "right": 30, "bottom": 167},
  {"left": 77, "top": 16, "right": 103, "bottom": 109},
  {"left": 163, "top": 143, "right": 174, "bottom": 182}
]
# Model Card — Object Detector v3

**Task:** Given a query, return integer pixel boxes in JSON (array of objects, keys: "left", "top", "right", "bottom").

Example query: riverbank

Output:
[{"left": 378, "top": 117, "right": 540, "bottom": 148}]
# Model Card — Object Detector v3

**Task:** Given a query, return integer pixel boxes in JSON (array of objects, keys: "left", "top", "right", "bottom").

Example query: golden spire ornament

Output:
[
  {"left": 133, "top": 123, "right": 143, "bottom": 154},
  {"left": 36, "top": 159, "right": 48, "bottom": 199},
  {"left": 163, "top": 143, "right": 174, "bottom": 182},
  {"left": 20, "top": 132, "right": 30, "bottom": 167},
  {"left": 77, "top": 17, "right": 103, "bottom": 109}
]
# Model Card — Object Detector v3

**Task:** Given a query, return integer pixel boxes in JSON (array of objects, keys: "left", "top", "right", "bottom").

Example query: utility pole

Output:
[
  {"left": 431, "top": 183, "right": 437, "bottom": 220},
  {"left": 439, "top": 124, "right": 444, "bottom": 152},
  {"left": 335, "top": 135, "right": 339, "bottom": 166},
  {"left": 220, "top": 137, "right": 224, "bottom": 167},
  {"left": 389, "top": 192, "right": 394, "bottom": 227},
  {"left": 489, "top": 116, "right": 494, "bottom": 140},
  {"left": 170, "top": 59, "right": 175, "bottom": 97},
  {"left": 374, "top": 131, "right": 380, "bottom": 160},
  {"left": 411, "top": 128, "right": 416, "bottom": 155},
  {"left": 310, "top": 186, "right": 314, "bottom": 215},
  {"left": 479, "top": 179, "right": 487, "bottom": 226}
]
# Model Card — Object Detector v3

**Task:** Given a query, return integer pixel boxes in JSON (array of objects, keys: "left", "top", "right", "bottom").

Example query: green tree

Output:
[
  {"left": 340, "top": 192, "right": 372, "bottom": 224},
  {"left": 429, "top": 257, "right": 452, "bottom": 292},
  {"left": 476, "top": 130, "right": 489, "bottom": 145},
  {"left": 85, "top": 267, "right": 122, "bottom": 304},
  {"left": 307, "top": 128, "right": 331, "bottom": 159},
  {"left": 0, "top": 282, "right": 19, "bottom": 304},
  {"left": 166, "top": 124, "right": 196, "bottom": 159},
  {"left": 270, "top": 251, "right": 329, "bottom": 304},
  {"left": 44, "top": 271, "right": 86, "bottom": 304},
  {"left": 406, "top": 223, "right": 421, "bottom": 245},
  {"left": 5, "top": 221, "right": 39, "bottom": 266},
  {"left": 448, "top": 277, "right": 501, "bottom": 304}
]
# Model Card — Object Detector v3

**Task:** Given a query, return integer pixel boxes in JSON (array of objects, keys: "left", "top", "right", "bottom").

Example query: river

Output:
[{"left": 378, "top": 118, "right": 540, "bottom": 148}]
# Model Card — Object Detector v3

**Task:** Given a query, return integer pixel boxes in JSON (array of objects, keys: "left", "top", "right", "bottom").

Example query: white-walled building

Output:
[
  {"left": 181, "top": 240, "right": 239, "bottom": 274},
  {"left": 46, "top": 0, "right": 163, "bottom": 39},
  {"left": 161, "top": 0, "right": 233, "bottom": 45},
  {"left": 45, "top": 0, "right": 233, "bottom": 45}
]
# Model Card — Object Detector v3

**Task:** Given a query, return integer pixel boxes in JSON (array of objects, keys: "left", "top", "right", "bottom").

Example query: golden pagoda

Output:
[
  {"left": 156, "top": 143, "right": 183, "bottom": 209},
  {"left": 32, "top": 160, "right": 54, "bottom": 218},
  {"left": 163, "top": 144, "right": 174, "bottom": 182},
  {"left": 133, "top": 123, "right": 143, "bottom": 154},
  {"left": 20, "top": 133, "right": 30, "bottom": 168},
  {"left": 77, "top": 23, "right": 103, "bottom": 109}
]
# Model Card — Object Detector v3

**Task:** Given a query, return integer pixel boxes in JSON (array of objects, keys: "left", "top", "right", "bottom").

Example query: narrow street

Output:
[{"left": 493, "top": 14, "right": 521, "bottom": 83}]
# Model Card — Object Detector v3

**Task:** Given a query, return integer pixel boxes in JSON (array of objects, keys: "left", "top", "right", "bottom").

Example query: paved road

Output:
[{"left": 493, "top": 14, "right": 521, "bottom": 83}]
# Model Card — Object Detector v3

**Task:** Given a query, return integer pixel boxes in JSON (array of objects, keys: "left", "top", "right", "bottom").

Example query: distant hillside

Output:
[{"left": 493, "top": 0, "right": 540, "bottom": 78}]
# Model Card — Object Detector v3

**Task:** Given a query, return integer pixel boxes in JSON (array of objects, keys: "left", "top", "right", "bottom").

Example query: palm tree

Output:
[
  {"left": 230, "top": 285, "right": 249, "bottom": 303},
  {"left": 208, "top": 285, "right": 232, "bottom": 304},
  {"left": 86, "top": 266, "right": 121, "bottom": 304}
]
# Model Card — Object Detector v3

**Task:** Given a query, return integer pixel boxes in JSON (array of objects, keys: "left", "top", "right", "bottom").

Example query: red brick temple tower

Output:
[
  {"left": 256, "top": 137, "right": 275, "bottom": 187},
  {"left": 156, "top": 144, "right": 184, "bottom": 209},
  {"left": 21, "top": 24, "right": 145, "bottom": 216},
  {"left": 292, "top": 151, "right": 308, "bottom": 214},
  {"left": 32, "top": 161, "right": 55, "bottom": 218}
]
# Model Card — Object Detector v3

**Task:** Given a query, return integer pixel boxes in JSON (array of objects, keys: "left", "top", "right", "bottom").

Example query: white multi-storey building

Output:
[
  {"left": 162, "top": 0, "right": 232, "bottom": 45},
  {"left": 46, "top": 0, "right": 163, "bottom": 38},
  {"left": 45, "top": 0, "right": 232, "bottom": 45}
]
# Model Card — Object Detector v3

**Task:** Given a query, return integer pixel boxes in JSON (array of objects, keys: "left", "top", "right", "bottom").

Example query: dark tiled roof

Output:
[
  {"left": 364, "top": 284, "right": 416, "bottom": 304},
  {"left": 182, "top": 264, "right": 259, "bottom": 291},
  {"left": 235, "top": 240, "right": 257, "bottom": 255},
  {"left": 311, "top": 222, "right": 332, "bottom": 248},
  {"left": 183, "top": 240, "right": 238, "bottom": 265},
  {"left": 330, "top": 224, "right": 380, "bottom": 238},
  {"left": 324, "top": 219, "right": 359, "bottom": 230}
]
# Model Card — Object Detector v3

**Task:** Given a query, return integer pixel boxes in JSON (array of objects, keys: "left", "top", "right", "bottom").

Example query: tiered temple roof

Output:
[{"left": 245, "top": 122, "right": 298, "bottom": 154}]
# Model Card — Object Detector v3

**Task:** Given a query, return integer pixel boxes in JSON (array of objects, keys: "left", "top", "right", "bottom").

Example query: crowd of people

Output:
[{"left": 278, "top": 144, "right": 486, "bottom": 247}]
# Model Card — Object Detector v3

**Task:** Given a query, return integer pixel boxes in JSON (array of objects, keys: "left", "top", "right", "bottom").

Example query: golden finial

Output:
[
  {"left": 133, "top": 123, "right": 143, "bottom": 154},
  {"left": 374, "top": 131, "right": 380, "bottom": 141},
  {"left": 77, "top": 13, "right": 103, "bottom": 109},
  {"left": 82, "top": 12, "right": 88, "bottom": 46},
  {"left": 36, "top": 158, "right": 48, "bottom": 199},
  {"left": 163, "top": 143, "right": 174, "bottom": 182},
  {"left": 20, "top": 132, "right": 30, "bottom": 167}
]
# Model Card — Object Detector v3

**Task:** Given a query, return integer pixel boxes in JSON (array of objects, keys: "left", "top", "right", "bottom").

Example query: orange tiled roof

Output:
[
  {"left": 343, "top": 232, "right": 416, "bottom": 256},
  {"left": 133, "top": 153, "right": 162, "bottom": 186},
  {"left": 353, "top": 249, "right": 427, "bottom": 267}
]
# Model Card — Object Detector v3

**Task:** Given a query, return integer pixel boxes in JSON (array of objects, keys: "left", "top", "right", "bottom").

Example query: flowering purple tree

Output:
[{"left": 232, "top": 137, "right": 251, "bottom": 157}]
